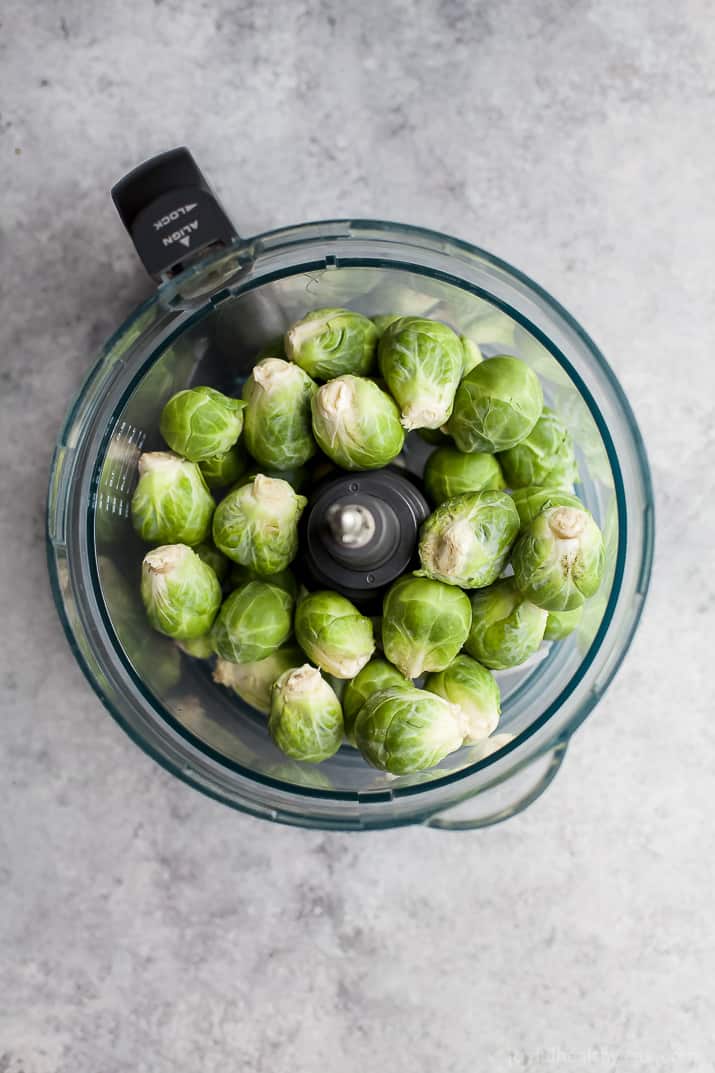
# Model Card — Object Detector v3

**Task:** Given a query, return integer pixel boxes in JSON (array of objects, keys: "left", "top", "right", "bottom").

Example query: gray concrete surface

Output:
[{"left": 2, "top": 2, "right": 714, "bottom": 1071}]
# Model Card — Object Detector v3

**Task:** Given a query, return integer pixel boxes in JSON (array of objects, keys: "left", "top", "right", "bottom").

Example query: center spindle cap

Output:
[
  {"left": 297, "top": 469, "right": 430, "bottom": 608},
  {"left": 327, "top": 503, "right": 377, "bottom": 549}
]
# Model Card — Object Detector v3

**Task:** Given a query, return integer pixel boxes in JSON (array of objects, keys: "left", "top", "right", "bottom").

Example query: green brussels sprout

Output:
[
  {"left": 425, "top": 654, "right": 501, "bottom": 743},
  {"left": 211, "top": 580, "right": 294, "bottom": 663},
  {"left": 194, "top": 541, "right": 230, "bottom": 584},
  {"left": 131, "top": 452, "right": 215, "bottom": 545},
  {"left": 311, "top": 375, "right": 404, "bottom": 470},
  {"left": 99, "top": 556, "right": 183, "bottom": 690},
  {"left": 418, "top": 490, "right": 520, "bottom": 589},
  {"left": 378, "top": 316, "right": 463, "bottom": 429},
  {"left": 212, "top": 474, "right": 307, "bottom": 574},
  {"left": 464, "top": 577, "right": 547, "bottom": 669},
  {"left": 447, "top": 356, "right": 543, "bottom": 453},
  {"left": 285, "top": 307, "right": 378, "bottom": 379},
  {"left": 213, "top": 645, "right": 304, "bottom": 714},
  {"left": 499, "top": 407, "right": 578, "bottom": 489},
  {"left": 269, "top": 664, "right": 344, "bottom": 762},
  {"left": 460, "top": 336, "right": 483, "bottom": 377},
  {"left": 294, "top": 591, "right": 375, "bottom": 678},
  {"left": 372, "top": 313, "right": 402, "bottom": 338},
  {"left": 354, "top": 686, "right": 465, "bottom": 774},
  {"left": 424, "top": 446, "right": 506, "bottom": 506},
  {"left": 140, "top": 544, "right": 222, "bottom": 640},
  {"left": 199, "top": 444, "right": 249, "bottom": 489},
  {"left": 242, "top": 358, "right": 317, "bottom": 469},
  {"left": 176, "top": 633, "right": 215, "bottom": 660},
  {"left": 512, "top": 505, "right": 605, "bottom": 611},
  {"left": 509, "top": 486, "right": 584, "bottom": 530},
  {"left": 342, "top": 658, "right": 410, "bottom": 744},
  {"left": 382, "top": 575, "right": 472, "bottom": 678},
  {"left": 228, "top": 563, "right": 297, "bottom": 600},
  {"left": 159, "top": 386, "right": 245, "bottom": 462},
  {"left": 544, "top": 606, "right": 583, "bottom": 641}
]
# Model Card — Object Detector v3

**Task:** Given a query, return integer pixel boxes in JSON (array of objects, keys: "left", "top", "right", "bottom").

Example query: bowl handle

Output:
[{"left": 423, "top": 734, "right": 569, "bottom": 831}]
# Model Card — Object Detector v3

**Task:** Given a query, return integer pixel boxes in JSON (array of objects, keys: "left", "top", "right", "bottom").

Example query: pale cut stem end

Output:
[
  {"left": 143, "top": 544, "right": 190, "bottom": 574},
  {"left": 253, "top": 358, "right": 295, "bottom": 391},
  {"left": 401, "top": 405, "right": 448, "bottom": 431},
  {"left": 286, "top": 315, "right": 332, "bottom": 356},
  {"left": 549, "top": 507, "right": 586, "bottom": 539},
  {"left": 138, "top": 451, "right": 183, "bottom": 477}
]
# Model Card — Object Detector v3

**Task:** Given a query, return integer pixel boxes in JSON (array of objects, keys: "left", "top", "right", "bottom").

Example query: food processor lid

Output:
[{"left": 111, "top": 147, "right": 238, "bottom": 280}]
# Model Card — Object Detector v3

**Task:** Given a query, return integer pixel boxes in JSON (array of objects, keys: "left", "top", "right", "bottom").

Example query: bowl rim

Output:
[{"left": 47, "top": 218, "right": 655, "bottom": 826}]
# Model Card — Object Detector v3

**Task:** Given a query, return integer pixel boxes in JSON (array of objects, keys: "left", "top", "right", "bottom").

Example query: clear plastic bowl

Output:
[{"left": 47, "top": 220, "right": 654, "bottom": 830}]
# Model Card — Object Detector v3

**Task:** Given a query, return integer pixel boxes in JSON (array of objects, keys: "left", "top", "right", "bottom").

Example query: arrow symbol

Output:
[
  {"left": 185, "top": 203, "right": 197, "bottom": 212},
  {"left": 179, "top": 236, "right": 191, "bottom": 247}
]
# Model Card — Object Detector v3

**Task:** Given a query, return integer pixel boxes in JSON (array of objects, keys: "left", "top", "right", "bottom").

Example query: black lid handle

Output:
[{"left": 111, "top": 147, "right": 238, "bottom": 279}]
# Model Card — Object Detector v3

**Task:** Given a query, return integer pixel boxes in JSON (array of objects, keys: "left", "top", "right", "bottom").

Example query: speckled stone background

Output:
[{"left": 2, "top": 2, "right": 714, "bottom": 1071}]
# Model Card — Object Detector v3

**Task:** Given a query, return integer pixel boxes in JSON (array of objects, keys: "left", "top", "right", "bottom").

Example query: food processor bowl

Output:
[{"left": 47, "top": 185, "right": 654, "bottom": 830}]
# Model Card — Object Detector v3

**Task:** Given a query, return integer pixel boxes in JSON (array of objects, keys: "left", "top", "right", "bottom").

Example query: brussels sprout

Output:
[
  {"left": 228, "top": 563, "right": 297, "bottom": 599},
  {"left": 512, "top": 506, "right": 605, "bottom": 611},
  {"left": 418, "top": 490, "right": 520, "bottom": 589},
  {"left": 382, "top": 575, "right": 472, "bottom": 678},
  {"left": 242, "top": 358, "right": 317, "bottom": 469},
  {"left": 447, "top": 356, "right": 543, "bottom": 453},
  {"left": 499, "top": 407, "right": 578, "bottom": 489},
  {"left": 544, "top": 606, "right": 583, "bottom": 641},
  {"left": 199, "top": 444, "right": 248, "bottom": 489},
  {"left": 212, "top": 474, "right": 307, "bottom": 574},
  {"left": 141, "top": 544, "right": 222, "bottom": 640},
  {"left": 425, "top": 655, "right": 501, "bottom": 743},
  {"left": 311, "top": 375, "right": 404, "bottom": 470},
  {"left": 378, "top": 316, "right": 463, "bottom": 429},
  {"left": 460, "top": 336, "right": 483, "bottom": 377},
  {"left": 342, "top": 659, "right": 410, "bottom": 744},
  {"left": 509, "top": 486, "right": 584, "bottom": 529},
  {"left": 354, "top": 686, "right": 465, "bottom": 774},
  {"left": 464, "top": 577, "right": 547, "bottom": 669},
  {"left": 159, "top": 386, "right": 245, "bottom": 462},
  {"left": 211, "top": 580, "right": 294, "bottom": 663},
  {"left": 176, "top": 633, "right": 215, "bottom": 660},
  {"left": 285, "top": 308, "right": 378, "bottom": 379},
  {"left": 194, "top": 541, "right": 230, "bottom": 584},
  {"left": 99, "top": 556, "right": 183, "bottom": 690},
  {"left": 213, "top": 645, "right": 304, "bottom": 714},
  {"left": 131, "top": 452, "right": 215, "bottom": 546},
  {"left": 372, "top": 313, "right": 402, "bottom": 338},
  {"left": 269, "top": 665, "right": 344, "bottom": 762},
  {"left": 294, "top": 591, "right": 375, "bottom": 678},
  {"left": 424, "top": 447, "right": 506, "bottom": 506}
]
